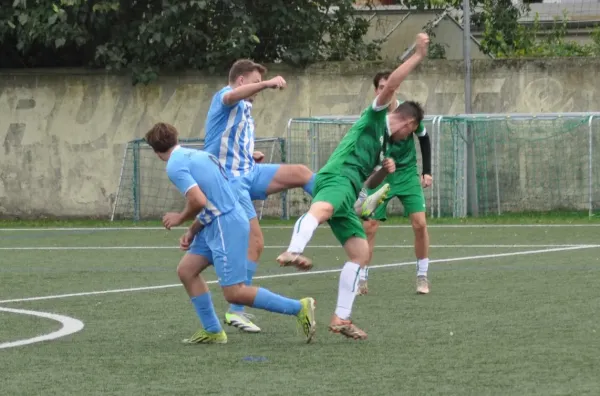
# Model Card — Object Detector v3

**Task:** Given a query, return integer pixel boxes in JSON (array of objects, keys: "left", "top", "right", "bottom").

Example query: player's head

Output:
[
  {"left": 388, "top": 101, "right": 424, "bottom": 142},
  {"left": 228, "top": 59, "right": 267, "bottom": 102},
  {"left": 373, "top": 71, "right": 391, "bottom": 96},
  {"left": 145, "top": 122, "right": 179, "bottom": 161}
]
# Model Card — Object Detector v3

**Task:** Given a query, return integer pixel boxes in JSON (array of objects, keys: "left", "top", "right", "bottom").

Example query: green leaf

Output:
[
  {"left": 7, "top": 21, "right": 16, "bottom": 29},
  {"left": 250, "top": 34, "right": 260, "bottom": 44},
  {"left": 52, "top": 4, "right": 60, "bottom": 13},
  {"left": 55, "top": 37, "right": 66, "bottom": 48},
  {"left": 18, "top": 13, "right": 28, "bottom": 25},
  {"left": 165, "top": 36, "right": 174, "bottom": 47},
  {"left": 48, "top": 14, "right": 58, "bottom": 25},
  {"left": 152, "top": 32, "right": 162, "bottom": 43}
]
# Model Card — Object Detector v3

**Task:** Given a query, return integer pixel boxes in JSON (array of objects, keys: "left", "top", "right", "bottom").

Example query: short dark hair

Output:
[
  {"left": 145, "top": 122, "right": 178, "bottom": 153},
  {"left": 228, "top": 59, "right": 267, "bottom": 83},
  {"left": 373, "top": 71, "right": 391, "bottom": 89},
  {"left": 392, "top": 101, "right": 424, "bottom": 124}
]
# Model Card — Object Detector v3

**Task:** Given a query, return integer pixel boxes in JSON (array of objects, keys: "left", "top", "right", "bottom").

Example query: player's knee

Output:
[
  {"left": 177, "top": 261, "right": 198, "bottom": 284},
  {"left": 222, "top": 284, "right": 246, "bottom": 305},
  {"left": 364, "top": 219, "right": 379, "bottom": 238},
  {"left": 309, "top": 201, "right": 334, "bottom": 222},
  {"left": 411, "top": 214, "right": 427, "bottom": 234}
]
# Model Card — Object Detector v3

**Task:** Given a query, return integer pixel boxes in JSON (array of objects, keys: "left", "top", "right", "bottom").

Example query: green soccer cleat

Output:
[
  {"left": 182, "top": 329, "right": 228, "bottom": 344},
  {"left": 296, "top": 297, "right": 317, "bottom": 343},
  {"left": 357, "top": 183, "right": 390, "bottom": 219}
]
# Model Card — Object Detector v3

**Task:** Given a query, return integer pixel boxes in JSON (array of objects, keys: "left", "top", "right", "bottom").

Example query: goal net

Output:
[{"left": 111, "top": 137, "right": 285, "bottom": 221}]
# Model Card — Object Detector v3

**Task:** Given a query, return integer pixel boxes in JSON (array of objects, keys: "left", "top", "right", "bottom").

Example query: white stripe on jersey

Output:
[
  {"left": 230, "top": 117, "right": 245, "bottom": 177},
  {"left": 219, "top": 106, "right": 239, "bottom": 175}
]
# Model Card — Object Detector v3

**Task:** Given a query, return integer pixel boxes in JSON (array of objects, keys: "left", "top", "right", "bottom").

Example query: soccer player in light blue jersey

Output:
[
  {"left": 201, "top": 59, "right": 318, "bottom": 332},
  {"left": 145, "top": 122, "right": 316, "bottom": 344}
]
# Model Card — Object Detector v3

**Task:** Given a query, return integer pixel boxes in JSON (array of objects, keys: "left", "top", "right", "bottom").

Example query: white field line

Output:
[
  {"left": 0, "top": 244, "right": 597, "bottom": 251},
  {"left": 0, "top": 307, "right": 84, "bottom": 349},
  {"left": 1, "top": 224, "right": 600, "bottom": 232},
  {"left": 0, "top": 245, "right": 595, "bottom": 305}
]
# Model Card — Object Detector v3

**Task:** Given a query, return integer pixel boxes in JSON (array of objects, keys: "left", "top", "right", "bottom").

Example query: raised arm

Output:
[
  {"left": 222, "top": 76, "right": 286, "bottom": 106},
  {"left": 374, "top": 33, "right": 430, "bottom": 109}
]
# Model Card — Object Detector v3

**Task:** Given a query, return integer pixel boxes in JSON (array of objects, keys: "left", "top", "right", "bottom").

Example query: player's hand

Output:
[
  {"left": 162, "top": 212, "right": 184, "bottom": 230},
  {"left": 265, "top": 76, "right": 286, "bottom": 90},
  {"left": 179, "top": 231, "right": 194, "bottom": 251},
  {"left": 382, "top": 158, "right": 396, "bottom": 174},
  {"left": 415, "top": 33, "right": 430, "bottom": 57},
  {"left": 253, "top": 151, "right": 265, "bottom": 163},
  {"left": 421, "top": 174, "right": 433, "bottom": 188}
]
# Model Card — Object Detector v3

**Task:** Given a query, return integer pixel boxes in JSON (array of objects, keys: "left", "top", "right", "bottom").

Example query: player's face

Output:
[
  {"left": 389, "top": 115, "right": 418, "bottom": 142},
  {"left": 238, "top": 70, "right": 263, "bottom": 103},
  {"left": 375, "top": 78, "right": 387, "bottom": 96}
]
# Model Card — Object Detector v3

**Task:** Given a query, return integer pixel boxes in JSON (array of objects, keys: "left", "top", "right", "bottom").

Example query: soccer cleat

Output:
[
  {"left": 296, "top": 297, "right": 317, "bottom": 343},
  {"left": 356, "top": 279, "right": 368, "bottom": 296},
  {"left": 224, "top": 311, "right": 261, "bottom": 333},
  {"left": 416, "top": 275, "right": 430, "bottom": 294},
  {"left": 276, "top": 251, "right": 313, "bottom": 271},
  {"left": 357, "top": 183, "right": 390, "bottom": 219},
  {"left": 182, "top": 329, "right": 228, "bottom": 344},
  {"left": 329, "top": 315, "right": 367, "bottom": 340}
]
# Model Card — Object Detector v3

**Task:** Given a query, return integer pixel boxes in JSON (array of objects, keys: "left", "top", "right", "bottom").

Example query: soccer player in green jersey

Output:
[
  {"left": 276, "top": 33, "right": 430, "bottom": 340},
  {"left": 353, "top": 71, "right": 433, "bottom": 296}
]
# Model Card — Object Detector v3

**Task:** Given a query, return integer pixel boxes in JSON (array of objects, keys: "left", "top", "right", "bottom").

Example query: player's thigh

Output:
[
  {"left": 205, "top": 211, "right": 250, "bottom": 287},
  {"left": 177, "top": 252, "right": 212, "bottom": 279},
  {"left": 260, "top": 164, "right": 312, "bottom": 197},
  {"left": 249, "top": 164, "right": 280, "bottom": 199}
]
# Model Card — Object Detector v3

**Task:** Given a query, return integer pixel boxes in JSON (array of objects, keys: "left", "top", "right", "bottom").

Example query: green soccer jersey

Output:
[
  {"left": 318, "top": 102, "right": 389, "bottom": 191},
  {"left": 360, "top": 100, "right": 426, "bottom": 171}
]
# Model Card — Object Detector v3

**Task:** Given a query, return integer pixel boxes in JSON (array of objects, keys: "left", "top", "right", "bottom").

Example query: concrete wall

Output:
[{"left": 1, "top": 58, "right": 599, "bottom": 218}]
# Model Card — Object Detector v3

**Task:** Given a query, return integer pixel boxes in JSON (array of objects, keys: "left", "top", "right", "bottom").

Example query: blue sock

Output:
[
  {"left": 191, "top": 293, "right": 222, "bottom": 333},
  {"left": 252, "top": 287, "right": 302, "bottom": 316},
  {"left": 229, "top": 260, "right": 258, "bottom": 313},
  {"left": 303, "top": 174, "right": 315, "bottom": 196}
]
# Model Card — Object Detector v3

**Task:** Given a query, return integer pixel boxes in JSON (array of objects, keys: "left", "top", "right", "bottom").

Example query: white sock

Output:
[
  {"left": 335, "top": 262, "right": 361, "bottom": 320},
  {"left": 417, "top": 258, "right": 429, "bottom": 276},
  {"left": 288, "top": 213, "right": 319, "bottom": 253},
  {"left": 353, "top": 188, "right": 368, "bottom": 211},
  {"left": 359, "top": 267, "right": 369, "bottom": 281}
]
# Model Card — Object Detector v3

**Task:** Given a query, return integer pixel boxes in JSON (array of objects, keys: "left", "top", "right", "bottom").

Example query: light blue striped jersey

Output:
[
  {"left": 204, "top": 86, "right": 256, "bottom": 177},
  {"left": 166, "top": 146, "right": 237, "bottom": 225}
]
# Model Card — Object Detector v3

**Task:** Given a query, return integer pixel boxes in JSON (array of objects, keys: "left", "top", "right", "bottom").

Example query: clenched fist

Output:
[{"left": 382, "top": 158, "right": 396, "bottom": 174}]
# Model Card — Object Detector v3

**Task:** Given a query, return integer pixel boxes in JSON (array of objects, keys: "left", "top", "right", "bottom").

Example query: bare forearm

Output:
[
  {"left": 376, "top": 54, "right": 424, "bottom": 107},
  {"left": 224, "top": 82, "right": 268, "bottom": 104},
  {"left": 180, "top": 200, "right": 203, "bottom": 221},
  {"left": 188, "top": 219, "right": 204, "bottom": 236},
  {"left": 365, "top": 167, "right": 389, "bottom": 189}
]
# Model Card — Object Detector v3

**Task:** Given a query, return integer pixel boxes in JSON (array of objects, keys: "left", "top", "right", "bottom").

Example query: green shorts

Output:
[
  {"left": 312, "top": 173, "right": 366, "bottom": 246},
  {"left": 367, "top": 169, "right": 426, "bottom": 221}
]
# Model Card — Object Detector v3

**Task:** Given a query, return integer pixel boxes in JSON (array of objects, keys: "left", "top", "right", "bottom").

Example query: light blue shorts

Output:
[
  {"left": 188, "top": 207, "right": 250, "bottom": 287},
  {"left": 231, "top": 164, "right": 281, "bottom": 220}
]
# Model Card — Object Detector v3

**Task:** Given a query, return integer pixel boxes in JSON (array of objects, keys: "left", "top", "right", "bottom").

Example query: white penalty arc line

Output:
[
  {"left": 0, "top": 244, "right": 597, "bottom": 251},
  {"left": 0, "top": 224, "right": 600, "bottom": 231},
  {"left": 0, "top": 307, "right": 84, "bottom": 349},
  {"left": 0, "top": 245, "right": 595, "bottom": 305}
]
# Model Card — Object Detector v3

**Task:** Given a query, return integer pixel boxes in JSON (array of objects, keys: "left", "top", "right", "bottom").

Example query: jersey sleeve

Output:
[
  {"left": 216, "top": 86, "right": 235, "bottom": 108},
  {"left": 167, "top": 166, "right": 198, "bottom": 196},
  {"left": 361, "top": 97, "right": 390, "bottom": 121},
  {"left": 415, "top": 121, "right": 427, "bottom": 137}
]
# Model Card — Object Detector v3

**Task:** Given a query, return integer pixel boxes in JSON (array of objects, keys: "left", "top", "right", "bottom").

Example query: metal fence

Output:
[{"left": 286, "top": 113, "right": 600, "bottom": 218}]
